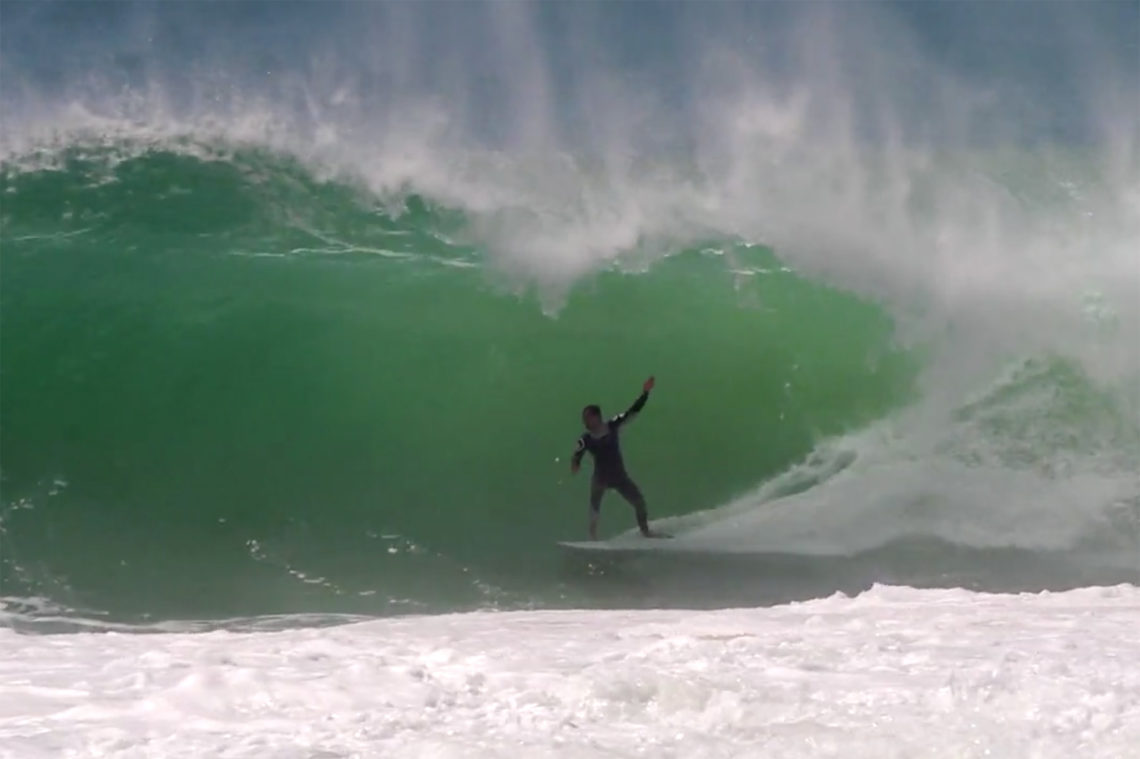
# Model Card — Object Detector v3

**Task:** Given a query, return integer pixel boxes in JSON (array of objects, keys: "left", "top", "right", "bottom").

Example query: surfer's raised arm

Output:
[{"left": 610, "top": 376, "right": 655, "bottom": 429}]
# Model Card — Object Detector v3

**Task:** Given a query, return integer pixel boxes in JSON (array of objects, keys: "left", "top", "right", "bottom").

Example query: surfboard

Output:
[
  {"left": 558, "top": 540, "right": 626, "bottom": 551},
  {"left": 557, "top": 534, "right": 675, "bottom": 553}
]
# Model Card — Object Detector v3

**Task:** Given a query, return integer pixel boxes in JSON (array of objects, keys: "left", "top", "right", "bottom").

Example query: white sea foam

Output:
[{"left": 2, "top": 584, "right": 1138, "bottom": 758}]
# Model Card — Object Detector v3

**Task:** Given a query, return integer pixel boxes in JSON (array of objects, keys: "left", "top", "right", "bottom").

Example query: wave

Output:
[
  {"left": 1, "top": 1, "right": 1137, "bottom": 623},
  {"left": 2, "top": 139, "right": 1136, "bottom": 625},
  {"left": 0, "top": 142, "right": 922, "bottom": 620}
]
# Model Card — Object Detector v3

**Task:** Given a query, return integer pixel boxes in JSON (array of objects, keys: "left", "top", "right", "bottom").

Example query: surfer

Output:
[{"left": 570, "top": 376, "right": 668, "bottom": 540}]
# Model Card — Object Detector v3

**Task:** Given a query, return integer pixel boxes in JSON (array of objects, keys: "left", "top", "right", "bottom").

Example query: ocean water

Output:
[{"left": 1, "top": 1, "right": 1138, "bottom": 755}]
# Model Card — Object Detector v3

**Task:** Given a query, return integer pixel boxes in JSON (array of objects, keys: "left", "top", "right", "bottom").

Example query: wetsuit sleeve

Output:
[
  {"left": 571, "top": 436, "right": 587, "bottom": 467},
  {"left": 610, "top": 390, "right": 648, "bottom": 429}
]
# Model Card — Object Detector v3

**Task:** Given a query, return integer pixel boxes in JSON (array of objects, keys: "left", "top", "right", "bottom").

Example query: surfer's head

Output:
[{"left": 582, "top": 404, "right": 603, "bottom": 431}]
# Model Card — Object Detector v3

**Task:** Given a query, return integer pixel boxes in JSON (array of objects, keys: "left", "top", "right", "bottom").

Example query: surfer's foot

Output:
[{"left": 641, "top": 530, "right": 673, "bottom": 539}]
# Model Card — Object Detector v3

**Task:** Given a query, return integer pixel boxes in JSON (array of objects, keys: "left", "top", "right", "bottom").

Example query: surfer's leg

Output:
[
  {"left": 614, "top": 478, "right": 650, "bottom": 536},
  {"left": 588, "top": 479, "right": 606, "bottom": 540}
]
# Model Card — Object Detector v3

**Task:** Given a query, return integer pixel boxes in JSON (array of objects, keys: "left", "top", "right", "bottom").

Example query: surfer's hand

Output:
[
  {"left": 643, "top": 376, "right": 655, "bottom": 393},
  {"left": 570, "top": 459, "right": 580, "bottom": 475}
]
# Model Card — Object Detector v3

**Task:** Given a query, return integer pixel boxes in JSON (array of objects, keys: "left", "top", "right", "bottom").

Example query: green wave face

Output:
[
  {"left": 3, "top": 1, "right": 1138, "bottom": 627},
  {"left": 0, "top": 147, "right": 916, "bottom": 618}
]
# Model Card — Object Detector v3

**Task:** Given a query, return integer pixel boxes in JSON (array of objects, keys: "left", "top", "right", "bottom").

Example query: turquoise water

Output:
[
  {"left": 1, "top": 1, "right": 1137, "bottom": 625},
  {"left": 0, "top": 146, "right": 915, "bottom": 618}
]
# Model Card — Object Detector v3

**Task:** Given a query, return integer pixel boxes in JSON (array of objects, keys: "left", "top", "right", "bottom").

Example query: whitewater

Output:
[{"left": 4, "top": 585, "right": 1139, "bottom": 759}]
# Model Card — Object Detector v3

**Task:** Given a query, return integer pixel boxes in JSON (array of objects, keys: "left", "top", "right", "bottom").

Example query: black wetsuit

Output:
[{"left": 571, "top": 391, "right": 650, "bottom": 533}]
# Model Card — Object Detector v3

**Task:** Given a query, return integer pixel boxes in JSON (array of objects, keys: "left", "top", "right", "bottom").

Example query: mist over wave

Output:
[{"left": 4, "top": 2, "right": 1136, "bottom": 306}]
